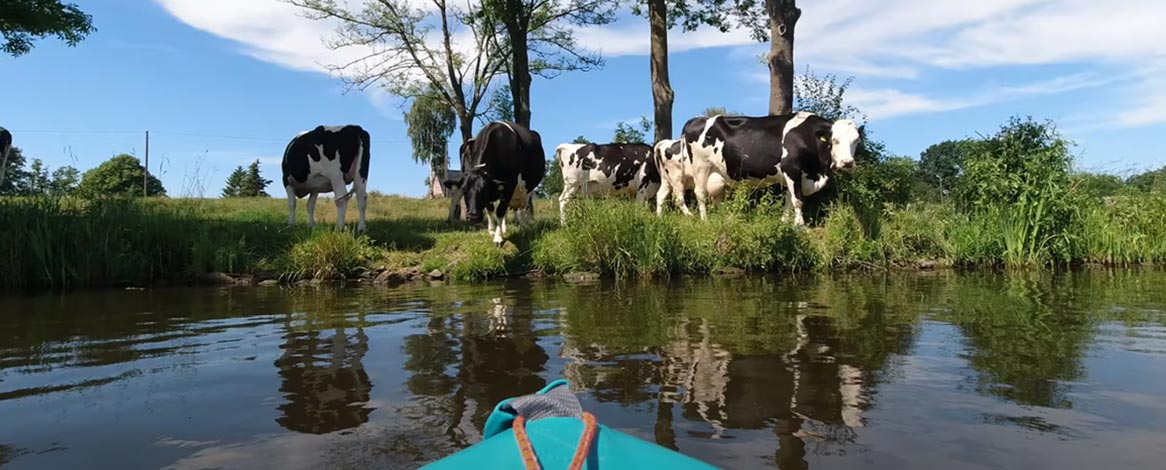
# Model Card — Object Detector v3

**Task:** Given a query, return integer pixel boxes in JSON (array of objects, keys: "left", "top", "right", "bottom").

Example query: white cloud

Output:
[{"left": 156, "top": 0, "right": 1166, "bottom": 126}]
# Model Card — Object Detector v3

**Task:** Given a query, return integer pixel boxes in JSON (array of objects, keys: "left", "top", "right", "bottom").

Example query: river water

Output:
[{"left": 1, "top": 271, "right": 1164, "bottom": 469}]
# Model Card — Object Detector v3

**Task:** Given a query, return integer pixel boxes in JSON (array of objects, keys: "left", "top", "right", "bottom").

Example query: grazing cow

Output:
[
  {"left": 554, "top": 142, "right": 661, "bottom": 224},
  {"left": 682, "top": 112, "right": 861, "bottom": 225},
  {"left": 0, "top": 127, "right": 11, "bottom": 188},
  {"left": 281, "top": 125, "right": 371, "bottom": 232},
  {"left": 653, "top": 138, "right": 725, "bottom": 216},
  {"left": 443, "top": 121, "right": 545, "bottom": 246}
]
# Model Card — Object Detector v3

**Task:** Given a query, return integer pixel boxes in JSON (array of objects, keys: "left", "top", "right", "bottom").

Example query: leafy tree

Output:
[
  {"left": 702, "top": 106, "right": 741, "bottom": 117},
  {"left": 1, "top": 0, "right": 94, "bottom": 56},
  {"left": 405, "top": 87, "right": 457, "bottom": 180},
  {"left": 0, "top": 147, "right": 31, "bottom": 195},
  {"left": 630, "top": 0, "right": 750, "bottom": 142},
  {"left": 793, "top": 68, "right": 864, "bottom": 121},
  {"left": 222, "top": 160, "right": 271, "bottom": 197},
  {"left": 956, "top": 117, "right": 1081, "bottom": 263},
  {"left": 27, "top": 158, "right": 50, "bottom": 195},
  {"left": 918, "top": 139, "right": 978, "bottom": 200},
  {"left": 1073, "top": 172, "right": 1125, "bottom": 198},
  {"left": 481, "top": 0, "right": 614, "bottom": 128},
  {"left": 1126, "top": 166, "right": 1166, "bottom": 193},
  {"left": 571, "top": 135, "right": 590, "bottom": 144},
  {"left": 221, "top": 166, "right": 248, "bottom": 198},
  {"left": 246, "top": 160, "right": 271, "bottom": 197},
  {"left": 539, "top": 160, "right": 563, "bottom": 198},
  {"left": 49, "top": 165, "right": 79, "bottom": 195},
  {"left": 613, "top": 117, "right": 652, "bottom": 144},
  {"left": 285, "top": 0, "right": 508, "bottom": 143},
  {"left": 78, "top": 154, "right": 165, "bottom": 198},
  {"left": 483, "top": 84, "right": 515, "bottom": 123},
  {"left": 956, "top": 117, "right": 1075, "bottom": 211}
]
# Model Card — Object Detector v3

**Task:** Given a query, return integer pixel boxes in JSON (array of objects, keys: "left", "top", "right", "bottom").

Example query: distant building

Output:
[{"left": 426, "top": 167, "right": 462, "bottom": 199}]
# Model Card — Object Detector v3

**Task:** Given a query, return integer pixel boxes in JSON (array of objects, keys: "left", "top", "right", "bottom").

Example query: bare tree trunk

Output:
[
  {"left": 648, "top": 0, "right": 673, "bottom": 143},
  {"left": 504, "top": 0, "right": 533, "bottom": 128},
  {"left": 449, "top": 113, "right": 475, "bottom": 222},
  {"left": 764, "top": 0, "right": 801, "bottom": 115}
]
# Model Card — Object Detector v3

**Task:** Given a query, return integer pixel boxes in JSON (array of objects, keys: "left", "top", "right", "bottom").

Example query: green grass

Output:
[{"left": 1, "top": 191, "right": 1164, "bottom": 290}]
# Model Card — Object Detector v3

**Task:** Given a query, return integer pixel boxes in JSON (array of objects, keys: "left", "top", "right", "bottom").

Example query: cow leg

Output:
[
  {"left": 353, "top": 176, "right": 369, "bottom": 233},
  {"left": 693, "top": 165, "right": 712, "bottom": 221},
  {"left": 655, "top": 177, "right": 671, "bottom": 217},
  {"left": 327, "top": 173, "right": 350, "bottom": 231},
  {"left": 493, "top": 190, "right": 516, "bottom": 247},
  {"left": 285, "top": 185, "right": 297, "bottom": 225},
  {"left": 518, "top": 194, "right": 534, "bottom": 229},
  {"left": 782, "top": 173, "right": 807, "bottom": 227},
  {"left": 306, "top": 191, "right": 318, "bottom": 228},
  {"left": 558, "top": 184, "right": 578, "bottom": 226}
]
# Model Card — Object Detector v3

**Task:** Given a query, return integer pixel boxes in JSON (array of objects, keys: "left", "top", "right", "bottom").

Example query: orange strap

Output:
[{"left": 514, "top": 412, "right": 599, "bottom": 470}]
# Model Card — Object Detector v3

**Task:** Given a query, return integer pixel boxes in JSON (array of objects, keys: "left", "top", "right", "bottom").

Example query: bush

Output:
[
  {"left": 955, "top": 117, "right": 1083, "bottom": 266},
  {"left": 283, "top": 231, "right": 377, "bottom": 281}
]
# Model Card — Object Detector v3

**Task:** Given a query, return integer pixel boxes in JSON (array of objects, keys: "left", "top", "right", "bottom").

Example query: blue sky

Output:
[{"left": 1, "top": 0, "right": 1163, "bottom": 198}]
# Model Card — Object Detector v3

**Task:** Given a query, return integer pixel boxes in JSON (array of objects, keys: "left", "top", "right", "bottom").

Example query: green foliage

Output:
[
  {"left": 613, "top": 116, "right": 652, "bottom": 144},
  {"left": 793, "top": 68, "right": 865, "bottom": 121},
  {"left": 817, "top": 204, "right": 879, "bottom": 268},
  {"left": 78, "top": 154, "right": 166, "bottom": 198},
  {"left": 0, "top": 147, "right": 31, "bottom": 195},
  {"left": 918, "top": 139, "right": 978, "bottom": 200},
  {"left": 405, "top": 87, "right": 457, "bottom": 174},
  {"left": 1073, "top": 172, "right": 1125, "bottom": 198},
  {"left": 222, "top": 160, "right": 271, "bottom": 198},
  {"left": 28, "top": 159, "right": 50, "bottom": 195},
  {"left": 539, "top": 159, "right": 563, "bottom": 198},
  {"left": 955, "top": 117, "right": 1080, "bottom": 265},
  {"left": 1079, "top": 195, "right": 1166, "bottom": 264},
  {"left": 49, "top": 165, "right": 79, "bottom": 196},
  {"left": 1, "top": 0, "right": 94, "bottom": 56},
  {"left": 571, "top": 135, "right": 590, "bottom": 144},
  {"left": 1126, "top": 166, "right": 1166, "bottom": 193},
  {"left": 1, "top": 150, "right": 80, "bottom": 197},
  {"left": 702, "top": 106, "right": 740, "bottom": 117},
  {"left": 283, "top": 231, "right": 377, "bottom": 281},
  {"left": 484, "top": 84, "right": 515, "bottom": 123},
  {"left": 532, "top": 199, "right": 817, "bottom": 277}
]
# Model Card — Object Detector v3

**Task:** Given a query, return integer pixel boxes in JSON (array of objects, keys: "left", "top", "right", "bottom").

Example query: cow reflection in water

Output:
[
  {"left": 400, "top": 285, "right": 549, "bottom": 445},
  {"left": 274, "top": 324, "right": 373, "bottom": 434},
  {"left": 561, "top": 312, "right": 893, "bottom": 469}
]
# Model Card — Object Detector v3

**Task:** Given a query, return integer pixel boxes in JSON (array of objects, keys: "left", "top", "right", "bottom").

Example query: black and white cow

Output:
[
  {"left": 682, "top": 112, "right": 861, "bottom": 225},
  {"left": 554, "top": 142, "right": 660, "bottom": 224},
  {"left": 281, "top": 125, "right": 371, "bottom": 232},
  {"left": 653, "top": 138, "right": 725, "bottom": 217},
  {"left": 0, "top": 127, "right": 12, "bottom": 189},
  {"left": 443, "top": 121, "right": 545, "bottom": 246}
]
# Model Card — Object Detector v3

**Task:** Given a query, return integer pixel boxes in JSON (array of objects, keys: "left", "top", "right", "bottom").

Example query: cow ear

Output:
[{"left": 443, "top": 179, "right": 462, "bottom": 190}]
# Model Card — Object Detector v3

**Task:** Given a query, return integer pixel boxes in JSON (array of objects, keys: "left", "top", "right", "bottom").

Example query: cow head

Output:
[
  {"left": 824, "top": 119, "right": 861, "bottom": 170},
  {"left": 443, "top": 163, "right": 500, "bottom": 223}
]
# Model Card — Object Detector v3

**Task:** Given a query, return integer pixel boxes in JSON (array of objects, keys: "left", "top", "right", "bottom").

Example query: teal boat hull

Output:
[{"left": 422, "top": 380, "right": 718, "bottom": 470}]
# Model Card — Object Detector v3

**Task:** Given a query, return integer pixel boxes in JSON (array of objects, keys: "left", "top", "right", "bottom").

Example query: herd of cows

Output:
[
  {"left": 280, "top": 111, "right": 862, "bottom": 245},
  {"left": 0, "top": 113, "right": 862, "bottom": 247}
]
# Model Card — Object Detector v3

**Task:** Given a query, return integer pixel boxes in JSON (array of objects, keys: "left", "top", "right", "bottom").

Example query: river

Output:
[{"left": 1, "top": 270, "right": 1165, "bottom": 469}]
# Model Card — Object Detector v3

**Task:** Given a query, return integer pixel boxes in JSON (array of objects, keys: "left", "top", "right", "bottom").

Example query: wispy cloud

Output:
[{"left": 156, "top": 0, "right": 1166, "bottom": 126}]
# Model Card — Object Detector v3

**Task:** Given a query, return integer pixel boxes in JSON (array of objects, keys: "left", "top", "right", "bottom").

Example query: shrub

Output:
[{"left": 283, "top": 231, "right": 377, "bottom": 281}]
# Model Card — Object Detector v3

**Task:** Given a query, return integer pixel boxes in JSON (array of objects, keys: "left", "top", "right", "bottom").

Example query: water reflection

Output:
[
  {"left": 274, "top": 323, "right": 374, "bottom": 434},
  {"left": 554, "top": 276, "right": 922, "bottom": 468},
  {"left": 1, "top": 270, "right": 1165, "bottom": 470}
]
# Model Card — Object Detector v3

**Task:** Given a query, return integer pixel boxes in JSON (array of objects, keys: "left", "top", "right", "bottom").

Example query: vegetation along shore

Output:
[{"left": 1, "top": 115, "right": 1163, "bottom": 291}]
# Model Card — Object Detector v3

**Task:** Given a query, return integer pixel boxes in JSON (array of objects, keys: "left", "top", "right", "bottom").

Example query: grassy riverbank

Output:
[{"left": 1, "top": 191, "right": 1164, "bottom": 290}]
